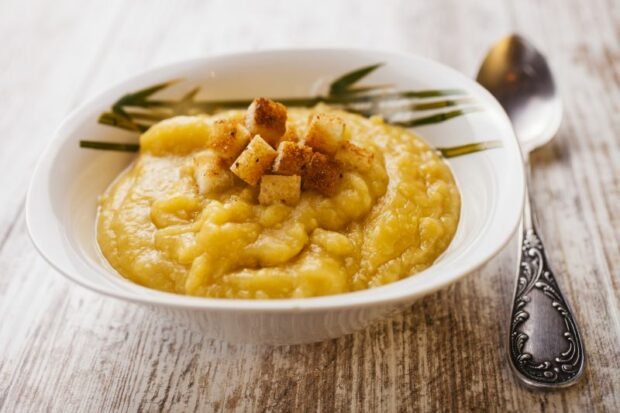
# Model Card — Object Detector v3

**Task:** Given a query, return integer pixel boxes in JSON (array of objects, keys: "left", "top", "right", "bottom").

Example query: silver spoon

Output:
[{"left": 476, "top": 34, "right": 585, "bottom": 389}]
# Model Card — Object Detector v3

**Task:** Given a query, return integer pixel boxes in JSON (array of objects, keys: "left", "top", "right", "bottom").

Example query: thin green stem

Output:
[
  {"left": 98, "top": 112, "right": 145, "bottom": 132},
  {"left": 80, "top": 140, "right": 140, "bottom": 152},
  {"left": 437, "top": 140, "right": 502, "bottom": 158},
  {"left": 393, "top": 107, "right": 483, "bottom": 127}
]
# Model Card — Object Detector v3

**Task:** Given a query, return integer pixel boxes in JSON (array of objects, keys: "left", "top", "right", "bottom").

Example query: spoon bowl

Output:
[{"left": 477, "top": 34, "right": 562, "bottom": 152}]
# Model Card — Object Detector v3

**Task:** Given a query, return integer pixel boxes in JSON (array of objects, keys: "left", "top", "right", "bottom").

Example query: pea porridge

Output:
[{"left": 97, "top": 98, "right": 460, "bottom": 298}]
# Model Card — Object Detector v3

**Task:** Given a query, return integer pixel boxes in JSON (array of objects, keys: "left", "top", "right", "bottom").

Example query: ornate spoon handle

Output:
[{"left": 508, "top": 159, "right": 586, "bottom": 389}]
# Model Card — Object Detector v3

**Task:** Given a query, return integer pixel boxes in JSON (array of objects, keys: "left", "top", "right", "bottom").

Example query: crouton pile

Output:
[{"left": 195, "top": 97, "right": 374, "bottom": 206}]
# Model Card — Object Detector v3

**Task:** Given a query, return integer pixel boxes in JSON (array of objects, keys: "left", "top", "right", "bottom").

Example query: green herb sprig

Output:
[{"left": 81, "top": 63, "right": 499, "bottom": 157}]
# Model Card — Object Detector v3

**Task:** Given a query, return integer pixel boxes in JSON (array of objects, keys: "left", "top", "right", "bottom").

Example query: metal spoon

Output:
[{"left": 476, "top": 34, "right": 585, "bottom": 389}]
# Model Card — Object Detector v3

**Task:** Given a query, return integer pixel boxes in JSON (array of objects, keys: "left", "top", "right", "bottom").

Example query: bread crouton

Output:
[
  {"left": 193, "top": 150, "right": 235, "bottom": 195},
  {"left": 230, "top": 135, "right": 278, "bottom": 185},
  {"left": 334, "top": 141, "right": 374, "bottom": 171},
  {"left": 258, "top": 175, "right": 301, "bottom": 206},
  {"left": 272, "top": 141, "right": 314, "bottom": 175},
  {"left": 302, "top": 113, "right": 347, "bottom": 155},
  {"left": 210, "top": 120, "right": 251, "bottom": 161},
  {"left": 245, "top": 98, "right": 287, "bottom": 147},
  {"left": 303, "top": 152, "right": 342, "bottom": 196}
]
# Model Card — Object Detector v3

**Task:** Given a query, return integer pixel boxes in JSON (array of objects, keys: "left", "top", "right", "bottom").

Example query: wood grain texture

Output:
[{"left": 1, "top": 0, "right": 619, "bottom": 411}]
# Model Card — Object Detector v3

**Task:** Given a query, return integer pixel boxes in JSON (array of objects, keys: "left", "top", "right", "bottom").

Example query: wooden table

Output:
[{"left": 1, "top": 0, "right": 618, "bottom": 411}]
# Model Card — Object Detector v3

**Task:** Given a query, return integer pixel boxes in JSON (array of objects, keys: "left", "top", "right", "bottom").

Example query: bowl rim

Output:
[{"left": 26, "top": 47, "right": 524, "bottom": 313}]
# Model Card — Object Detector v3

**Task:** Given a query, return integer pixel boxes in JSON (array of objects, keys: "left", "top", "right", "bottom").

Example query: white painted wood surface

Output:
[{"left": 1, "top": 0, "right": 619, "bottom": 411}]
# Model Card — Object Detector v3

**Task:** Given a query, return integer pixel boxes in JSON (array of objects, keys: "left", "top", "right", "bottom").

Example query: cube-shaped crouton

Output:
[
  {"left": 245, "top": 98, "right": 287, "bottom": 147},
  {"left": 230, "top": 135, "right": 278, "bottom": 185},
  {"left": 258, "top": 175, "right": 301, "bottom": 206},
  {"left": 193, "top": 150, "right": 235, "bottom": 195},
  {"left": 209, "top": 120, "right": 252, "bottom": 161},
  {"left": 303, "top": 152, "right": 342, "bottom": 196},
  {"left": 334, "top": 141, "right": 374, "bottom": 171},
  {"left": 302, "top": 113, "right": 347, "bottom": 155},
  {"left": 272, "top": 141, "right": 314, "bottom": 175}
]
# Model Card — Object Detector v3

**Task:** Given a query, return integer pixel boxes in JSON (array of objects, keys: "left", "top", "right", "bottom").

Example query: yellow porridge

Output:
[{"left": 97, "top": 98, "right": 460, "bottom": 298}]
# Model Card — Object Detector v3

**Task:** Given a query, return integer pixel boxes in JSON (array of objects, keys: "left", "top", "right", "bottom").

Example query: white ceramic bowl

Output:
[{"left": 27, "top": 49, "right": 524, "bottom": 345}]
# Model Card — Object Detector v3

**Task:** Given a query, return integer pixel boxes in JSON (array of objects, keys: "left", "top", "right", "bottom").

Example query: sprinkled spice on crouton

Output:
[
  {"left": 245, "top": 98, "right": 287, "bottom": 147},
  {"left": 334, "top": 141, "right": 374, "bottom": 171},
  {"left": 193, "top": 150, "right": 235, "bottom": 195},
  {"left": 303, "top": 152, "right": 342, "bottom": 196},
  {"left": 272, "top": 141, "right": 314, "bottom": 175},
  {"left": 258, "top": 175, "right": 301, "bottom": 206},
  {"left": 230, "top": 135, "right": 278, "bottom": 185},
  {"left": 210, "top": 120, "right": 252, "bottom": 161},
  {"left": 303, "top": 113, "right": 347, "bottom": 155}
]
